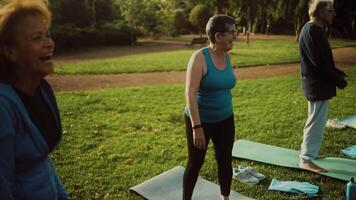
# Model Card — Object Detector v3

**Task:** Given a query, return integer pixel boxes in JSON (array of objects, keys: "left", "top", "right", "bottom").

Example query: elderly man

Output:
[{"left": 298, "top": 0, "right": 348, "bottom": 173}]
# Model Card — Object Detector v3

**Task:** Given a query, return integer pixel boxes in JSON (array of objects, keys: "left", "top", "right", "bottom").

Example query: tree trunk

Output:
[
  {"left": 247, "top": 6, "right": 250, "bottom": 44},
  {"left": 89, "top": 0, "right": 96, "bottom": 28},
  {"left": 353, "top": 15, "right": 356, "bottom": 38},
  {"left": 295, "top": 18, "right": 300, "bottom": 41},
  {"left": 251, "top": 19, "right": 257, "bottom": 34}
]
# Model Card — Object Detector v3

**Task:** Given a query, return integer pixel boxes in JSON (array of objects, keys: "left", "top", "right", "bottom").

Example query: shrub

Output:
[
  {"left": 51, "top": 20, "right": 138, "bottom": 50},
  {"left": 189, "top": 5, "right": 211, "bottom": 37},
  {"left": 173, "top": 9, "right": 188, "bottom": 35}
]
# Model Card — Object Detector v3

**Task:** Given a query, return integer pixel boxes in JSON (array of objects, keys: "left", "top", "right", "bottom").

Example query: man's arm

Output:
[{"left": 308, "top": 27, "right": 347, "bottom": 88}]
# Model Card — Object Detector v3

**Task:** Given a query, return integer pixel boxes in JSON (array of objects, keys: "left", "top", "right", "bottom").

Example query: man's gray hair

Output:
[{"left": 308, "top": 0, "right": 333, "bottom": 18}]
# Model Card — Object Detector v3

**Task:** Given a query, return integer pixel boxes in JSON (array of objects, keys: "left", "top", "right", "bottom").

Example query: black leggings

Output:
[{"left": 183, "top": 114, "right": 235, "bottom": 200}]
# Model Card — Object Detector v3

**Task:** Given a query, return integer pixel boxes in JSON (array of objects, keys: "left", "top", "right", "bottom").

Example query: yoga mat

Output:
[
  {"left": 130, "top": 166, "right": 254, "bottom": 200},
  {"left": 340, "top": 115, "right": 356, "bottom": 129},
  {"left": 232, "top": 140, "right": 356, "bottom": 181}
]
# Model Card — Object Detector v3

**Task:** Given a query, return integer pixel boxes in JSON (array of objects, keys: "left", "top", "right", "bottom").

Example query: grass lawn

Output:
[
  {"left": 54, "top": 39, "right": 356, "bottom": 75},
  {"left": 53, "top": 67, "right": 356, "bottom": 199}
]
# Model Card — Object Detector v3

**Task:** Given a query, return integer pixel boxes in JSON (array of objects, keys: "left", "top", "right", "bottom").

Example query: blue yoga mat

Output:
[
  {"left": 232, "top": 139, "right": 356, "bottom": 181},
  {"left": 340, "top": 115, "right": 356, "bottom": 129},
  {"left": 130, "top": 166, "right": 254, "bottom": 200},
  {"left": 342, "top": 145, "right": 356, "bottom": 158}
]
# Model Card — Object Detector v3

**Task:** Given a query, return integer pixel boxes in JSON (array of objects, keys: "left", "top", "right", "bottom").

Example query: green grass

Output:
[
  {"left": 54, "top": 39, "right": 356, "bottom": 75},
  {"left": 53, "top": 67, "right": 356, "bottom": 199},
  {"left": 329, "top": 39, "right": 356, "bottom": 48}
]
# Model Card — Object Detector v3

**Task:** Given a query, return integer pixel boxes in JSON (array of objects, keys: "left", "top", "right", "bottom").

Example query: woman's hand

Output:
[{"left": 193, "top": 128, "right": 206, "bottom": 150}]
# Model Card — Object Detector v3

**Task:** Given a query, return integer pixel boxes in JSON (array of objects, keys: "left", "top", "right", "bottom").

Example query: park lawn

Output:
[
  {"left": 53, "top": 67, "right": 356, "bottom": 199},
  {"left": 54, "top": 39, "right": 356, "bottom": 75}
]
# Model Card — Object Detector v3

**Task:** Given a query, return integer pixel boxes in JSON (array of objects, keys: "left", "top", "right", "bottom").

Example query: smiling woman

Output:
[{"left": 0, "top": 0, "right": 70, "bottom": 199}]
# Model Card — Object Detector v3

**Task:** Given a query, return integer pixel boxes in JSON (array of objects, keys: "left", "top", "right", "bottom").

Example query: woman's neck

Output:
[
  {"left": 208, "top": 43, "right": 225, "bottom": 57},
  {"left": 11, "top": 75, "right": 41, "bottom": 96}
]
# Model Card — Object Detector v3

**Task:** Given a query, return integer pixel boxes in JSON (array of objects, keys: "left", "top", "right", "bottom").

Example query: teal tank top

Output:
[{"left": 184, "top": 47, "right": 237, "bottom": 123}]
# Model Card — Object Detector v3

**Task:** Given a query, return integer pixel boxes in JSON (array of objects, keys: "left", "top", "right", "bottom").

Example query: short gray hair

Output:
[
  {"left": 308, "top": 0, "right": 333, "bottom": 18},
  {"left": 206, "top": 15, "right": 236, "bottom": 43}
]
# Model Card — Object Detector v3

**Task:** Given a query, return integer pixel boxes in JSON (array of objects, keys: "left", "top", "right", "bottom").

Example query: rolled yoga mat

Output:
[
  {"left": 232, "top": 139, "right": 356, "bottom": 181},
  {"left": 130, "top": 166, "right": 254, "bottom": 200}
]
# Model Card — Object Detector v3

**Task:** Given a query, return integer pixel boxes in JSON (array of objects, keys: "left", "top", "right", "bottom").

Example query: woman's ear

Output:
[{"left": 214, "top": 32, "right": 222, "bottom": 42}]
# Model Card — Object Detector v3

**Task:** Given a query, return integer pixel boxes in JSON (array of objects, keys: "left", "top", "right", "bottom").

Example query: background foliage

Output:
[{"left": 43, "top": 0, "right": 356, "bottom": 50}]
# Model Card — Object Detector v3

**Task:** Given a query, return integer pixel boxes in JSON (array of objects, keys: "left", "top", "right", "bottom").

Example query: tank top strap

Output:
[
  {"left": 201, "top": 47, "right": 214, "bottom": 71},
  {"left": 226, "top": 53, "right": 232, "bottom": 69}
]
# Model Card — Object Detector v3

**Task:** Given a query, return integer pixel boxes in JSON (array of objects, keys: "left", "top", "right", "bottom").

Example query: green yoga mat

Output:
[
  {"left": 130, "top": 166, "right": 254, "bottom": 200},
  {"left": 340, "top": 115, "right": 356, "bottom": 129},
  {"left": 232, "top": 140, "right": 356, "bottom": 181}
]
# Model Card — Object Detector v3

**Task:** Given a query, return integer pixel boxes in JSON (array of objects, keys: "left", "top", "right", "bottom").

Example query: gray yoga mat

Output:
[
  {"left": 232, "top": 139, "right": 356, "bottom": 181},
  {"left": 130, "top": 166, "right": 254, "bottom": 200}
]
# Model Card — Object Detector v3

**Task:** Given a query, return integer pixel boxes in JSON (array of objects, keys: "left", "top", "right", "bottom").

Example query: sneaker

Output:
[
  {"left": 238, "top": 166, "right": 265, "bottom": 180},
  {"left": 232, "top": 167, "right": 259, "bottom": 184},
  {"left": 326, "top": 119, "right": 346, "bottom": 129}
]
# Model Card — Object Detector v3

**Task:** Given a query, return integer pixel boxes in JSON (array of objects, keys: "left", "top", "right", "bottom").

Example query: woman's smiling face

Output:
[
  {"left": 7, "top": 14, "right": 54, "bottom": 79},
  {"left": 218, "top": 24, "right": 237, "bottom": 52}
]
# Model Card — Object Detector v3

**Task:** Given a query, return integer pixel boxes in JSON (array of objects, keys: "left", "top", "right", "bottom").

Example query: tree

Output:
[
  {"left": 95, "top": 0, "right": 119, "bottom": 25},
  {"left": 118, "top": 0, "right": 173, "bottom": 38},
  {"left": 118, "top": 0, "right": 144, "bottom": 31},
  {"left": 173, "top": 9, "right": 188, "bottom": 35},
  {"left": 333, "top": 0, "right": 356, "bottom": 38},
  {"left": 189, "top": 4, "right": 211, "bottom": 37},
  {"left": 50, "top": 0, "right": 91, "bottom": 27},
  {"left": 88, "top": 0, "right": 96, "bottom": 28},
  {"left": 231, "top": 0, "right": 260, "bottom": 34},
  {"left": 140, "top": 1, "right": 161, "bottom": 36},
  {"left": 295, "top": 0, "right": 309, "bottom": 40},
  {"left": 215, "top": 0, "right": 230, "bottom": 14}
]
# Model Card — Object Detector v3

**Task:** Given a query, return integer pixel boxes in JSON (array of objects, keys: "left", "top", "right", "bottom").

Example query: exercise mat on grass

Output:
[
  {"left": 232, "top": 139, "right": 356, "bottom": 181},
  {"left": 130, "top": 166, "right": 254, "bottom": 200}
]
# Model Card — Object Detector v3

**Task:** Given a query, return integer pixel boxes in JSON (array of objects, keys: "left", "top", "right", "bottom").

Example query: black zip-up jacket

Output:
[{"left": 299, "top": 22, "right": 347, "bottom": 101}]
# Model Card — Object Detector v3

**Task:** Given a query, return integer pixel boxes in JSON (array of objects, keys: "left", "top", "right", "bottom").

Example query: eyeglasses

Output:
[{"left": 223, "top": 30, "right": 237, "bottom": 35}]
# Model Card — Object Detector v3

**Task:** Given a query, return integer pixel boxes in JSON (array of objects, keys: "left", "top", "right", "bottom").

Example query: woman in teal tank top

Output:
[{"left": 183, "top": 15, "right": 237, "bottom": 200}]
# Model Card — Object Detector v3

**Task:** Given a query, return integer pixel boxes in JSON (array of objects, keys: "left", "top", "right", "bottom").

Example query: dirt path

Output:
[{"left": 47, "top": 47, "right": 356, "bottom": 92}]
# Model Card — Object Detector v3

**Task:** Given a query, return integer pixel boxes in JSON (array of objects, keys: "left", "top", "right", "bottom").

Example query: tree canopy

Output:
[
  {"left": 47, "top": 0, "right": 356, "bottom": 39},
  {"left": 189, "top": 5, "right": 211, "bottom": 37}
]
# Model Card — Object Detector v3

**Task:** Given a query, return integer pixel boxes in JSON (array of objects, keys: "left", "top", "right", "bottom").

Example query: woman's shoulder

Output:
[
  {"left": 194, "top": 47, "right": 207, "bottom": 56},
  {"left": 0, "top": 85, "right": 18, "bottom": 131},
  {"left": 0, "top": 83, "right": 16, "bottom": 102},
  {"left": 190, "top": 48, "right": 206, "bottom": 62}
]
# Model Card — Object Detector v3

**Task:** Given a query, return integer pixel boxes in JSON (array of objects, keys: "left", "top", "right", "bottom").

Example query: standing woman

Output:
[
  {"left": 0, "top": 0, "right": 70, "bottom": 199},
  {"left": 183, "top": 15, "right": 237, "bottom": 200}
]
